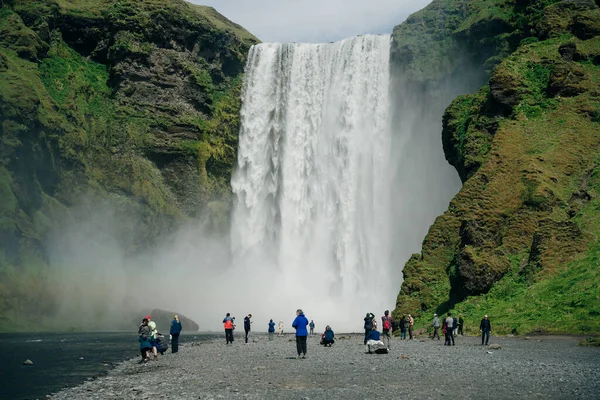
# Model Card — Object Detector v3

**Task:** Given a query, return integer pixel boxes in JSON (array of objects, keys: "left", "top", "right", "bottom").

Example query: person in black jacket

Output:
[
  {"left": 169, "top": 315, "right": 182, "bottom": 353},
  {"left": 244, "top": 314, "right": 252, "bottom": 343},
  {"left": 458, "top": 315, "right": 464, "bottom": 335},
  {"left": 399, "top": 316, "right": 407, "bottom": 340},
  {"left": 363, "top": 313, "right": 375, "bottom": 345},
  {"left": 480, "top": 314, "right": 491, "bottom": 345}
]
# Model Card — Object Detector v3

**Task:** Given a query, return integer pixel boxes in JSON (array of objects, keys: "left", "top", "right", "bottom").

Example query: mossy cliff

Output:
[
  {"left": 392, "top": 0, "right": 600, "bottom": 334},
  {"left": 0, "top": 0, "right": 257, "bottom": 330}
]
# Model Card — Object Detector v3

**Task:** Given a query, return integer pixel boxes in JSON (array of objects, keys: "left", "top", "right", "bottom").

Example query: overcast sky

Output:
[{"left": 190, "top": 0, "right": 432, "bottom": 43}]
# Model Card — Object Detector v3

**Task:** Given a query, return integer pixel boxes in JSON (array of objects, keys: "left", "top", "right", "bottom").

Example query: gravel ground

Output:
[{"left": 48, "top": 333, "right": 600, "bottom": 400}]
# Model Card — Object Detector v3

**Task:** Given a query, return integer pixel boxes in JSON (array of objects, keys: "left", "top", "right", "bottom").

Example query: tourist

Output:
[
  {"left": 366, "top": 326, "right": 387, "bottom": 354},
  {"left": 442, "top": 319, "right": 447, "bottom": 339},
  {"left": 408, "top": 314, "right": 414, "bottom": 339},
  {"left": 444, "top": 313, "right": 455, "bottom": 346},
  {"left": 309, "top": 320, "right": 315, "bottom": 335},
  {"left": 381, "top": 310, "right": 393, "bottom": 350},
  {"left": 278, "top": 320, "right": 284, "bottom": 336},
  {"left": 431, "top": 313, "right": 440, "bottom": 340},
  {"left": 268, "top": 319, "right": 275, "bottom": 341},
  {"left": 453, "top": 315, "right": 458, "bottom": 337},
  {"left": 170, "top": 315, "right": 182, "bottom": 353},
  {"left": 147, "top": 315, "right": 160, "bottom": 360},
  {"left": 292, "top": 309, "right": 309, "bottom": 359},
  {"left": 138, "top": 318, "right": 152, "bottom": 363},
  {"left": 244, "top": 314, "right": 252, "bottom": 343},
  {"left": 399, "top": 315, "right": 407, "bottom": 340},
  {"left": 322, "top": 325, "right": 335, "bottom": 346},
  {"left": 480, "top": 314, "right": 491, "bottom": 345},
  {"left": 223, "top": 313, "right": 234, "bottom": 344},
  {"left": 363, "top": 312, "right": 375, "bottom": 345},
  {"left": 458, "top": 315, "right": 464, "bottom": 335}
]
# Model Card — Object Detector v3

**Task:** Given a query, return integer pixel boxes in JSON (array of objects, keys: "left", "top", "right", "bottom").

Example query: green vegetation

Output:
[
  {"left": 393, "top": 0, "right": 600, "bottom": 335},
  {"left": 0, "top": 0, "right": 258, "bottom": 331},
  {"left": 579, "top": 337, "right": 600, "bottom": 346}
]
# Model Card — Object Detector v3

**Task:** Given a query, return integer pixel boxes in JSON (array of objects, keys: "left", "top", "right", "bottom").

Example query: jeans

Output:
[
  {"left": 364, "top": 329, "right": 370, "bottom": 345},
  {"left": 432, "top": 327, "right": 440, "bottom": 340},
  {"left": 482, "top": 329, "right": 490, "bottom": 345},
  {"left": 445, "top": 328, "right": 455, "bottom": 345},
  {"left": 382, "top": 329, "right": 391, "bottom": 349},
  {"left": 171, "top": 333, "right": 180, "bottom": 353},
  {"left": 401, "top": 329, "right": 407, "bottom": 340},
  {"left": 268, "top": 332, "right": 274, "bottom": 341},
  {"left": 245, "top": 329, "right": 250, "bottom": 343},
  {"left": 225, "top": 329, "right": 233, "bottom": 344},
  {"left": 296, "top": 335, "right": 307, "bottom": 356}
]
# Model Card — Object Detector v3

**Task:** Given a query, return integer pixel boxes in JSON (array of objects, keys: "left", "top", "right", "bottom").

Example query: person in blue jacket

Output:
[
  {"left": 268, "top": 319, "right": 276, "bottom": 341},
  {"left": 292, "top": 309, "right": 309, "bottom": 359},
  {"left": 366, "top": 326, "right": 381, "bottom": 342},
  {"left": 322, "top": 325, "right": 335, "bottom": 346},
  {"left": 170, "top": 315, "right": 182, "bottom": 353}
]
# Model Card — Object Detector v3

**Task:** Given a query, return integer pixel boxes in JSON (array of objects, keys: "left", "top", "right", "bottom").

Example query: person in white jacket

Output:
[{"left": 278, "top": 320, "right": 284, "bottom": 336}]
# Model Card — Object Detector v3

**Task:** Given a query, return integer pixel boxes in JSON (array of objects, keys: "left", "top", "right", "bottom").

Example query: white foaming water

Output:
[{"left": 230, "top": 35, "right": 398, "bottom": 330}]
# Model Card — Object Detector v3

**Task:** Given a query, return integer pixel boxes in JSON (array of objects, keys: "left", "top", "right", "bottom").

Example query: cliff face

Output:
[
  {"left": 0, "top": 0, "right": 257, "bottom": 330},
  {"left": 392, "top": 0, "right": 600, "bottom": 334}
]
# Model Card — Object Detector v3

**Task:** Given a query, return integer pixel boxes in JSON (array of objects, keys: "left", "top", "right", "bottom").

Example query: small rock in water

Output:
[
  {"left": 23, "top": 359, "right": 34, "bottom": 365},
  {"left": 79, "top": 357, "right": 84, "bottom": 360},
  {"left": 488, "top": 344, "right": 502, "bottom": 350}
]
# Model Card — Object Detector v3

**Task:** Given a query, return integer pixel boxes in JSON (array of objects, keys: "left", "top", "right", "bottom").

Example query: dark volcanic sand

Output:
[{"left": 48, "top": 333, "right": 600, "bottom": 400}]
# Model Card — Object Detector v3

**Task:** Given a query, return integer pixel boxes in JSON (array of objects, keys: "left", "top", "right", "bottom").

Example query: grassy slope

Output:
[
  {"left": 393, "top": 0, "right": 600, "bottom": 335},
  {"left": 0, "top": 0, "right": 257, "bottom": 330}
]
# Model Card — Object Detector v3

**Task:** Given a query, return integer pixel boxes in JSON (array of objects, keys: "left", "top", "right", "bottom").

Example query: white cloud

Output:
[{"left": 189, "top": 0, "right": 432, "bottom": 43}]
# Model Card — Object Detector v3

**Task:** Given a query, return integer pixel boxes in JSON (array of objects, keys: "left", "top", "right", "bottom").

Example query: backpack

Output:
[{"left": 383, "top": 318, "right": 391, "bottom": 331}]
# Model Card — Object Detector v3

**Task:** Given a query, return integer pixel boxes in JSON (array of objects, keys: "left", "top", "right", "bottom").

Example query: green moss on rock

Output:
[
  {"left": 0, "top": 0, "right": 257, "bottom": 331},
  {"left": 393, "top": 1, "right": 600, "bottom": 335}
]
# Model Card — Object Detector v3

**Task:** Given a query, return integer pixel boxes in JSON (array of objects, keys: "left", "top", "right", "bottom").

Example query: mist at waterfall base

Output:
[{"left": 45, "top": 35, "right": 462, "bottom": 333}]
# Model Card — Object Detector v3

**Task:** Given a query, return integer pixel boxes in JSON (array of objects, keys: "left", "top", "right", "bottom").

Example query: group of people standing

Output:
[
  {"left": 223, "top": 313, "right": 289, "bottom": 344},
  {"left": 361, "top": 310, "right": 394, "bottom": 353},
  {"left": 222, "top": 310, "right": 335, "bottom": 359},
  {"left": 431, "top": 313, "right": 491, "bottom": 346},
  {"left": 137, "top": 314, "right": 182, "bottom": 363}
]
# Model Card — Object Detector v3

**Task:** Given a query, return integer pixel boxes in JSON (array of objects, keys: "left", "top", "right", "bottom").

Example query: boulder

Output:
[
  {"left": 488, "top": 344, "right": 502, "bottom": 350},
  {"left": 136, "top": 309, "right": 199, "bottom": 332},
  {"left": 22, "top": 359, "right": 33, "bottom": 365}
]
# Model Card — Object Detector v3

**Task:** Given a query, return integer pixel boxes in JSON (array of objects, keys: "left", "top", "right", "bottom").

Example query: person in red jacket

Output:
[
  {"left": 223, "top": 313, "right": 234, "bottom": 344},
  {"left": 381, "top": 310, "right": 393, "bottom": 350}
]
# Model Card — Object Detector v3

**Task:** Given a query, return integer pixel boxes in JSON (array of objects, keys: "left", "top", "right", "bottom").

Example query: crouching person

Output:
[
  {"left": 366, "top": 326, "right": 388, "bottom": 354},
  {"left": 322, "top": 325, "right": 335, "bottom": 346}
]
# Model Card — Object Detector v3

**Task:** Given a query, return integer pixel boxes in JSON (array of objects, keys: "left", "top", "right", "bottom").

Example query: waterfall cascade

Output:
[{"left": 231, "top": 35, "right": 399, "bottom": 328}]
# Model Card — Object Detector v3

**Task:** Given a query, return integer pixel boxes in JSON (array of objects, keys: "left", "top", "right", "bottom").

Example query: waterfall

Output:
[{"left": 230, "top": 35, "right": 399, "bottom": 329}]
